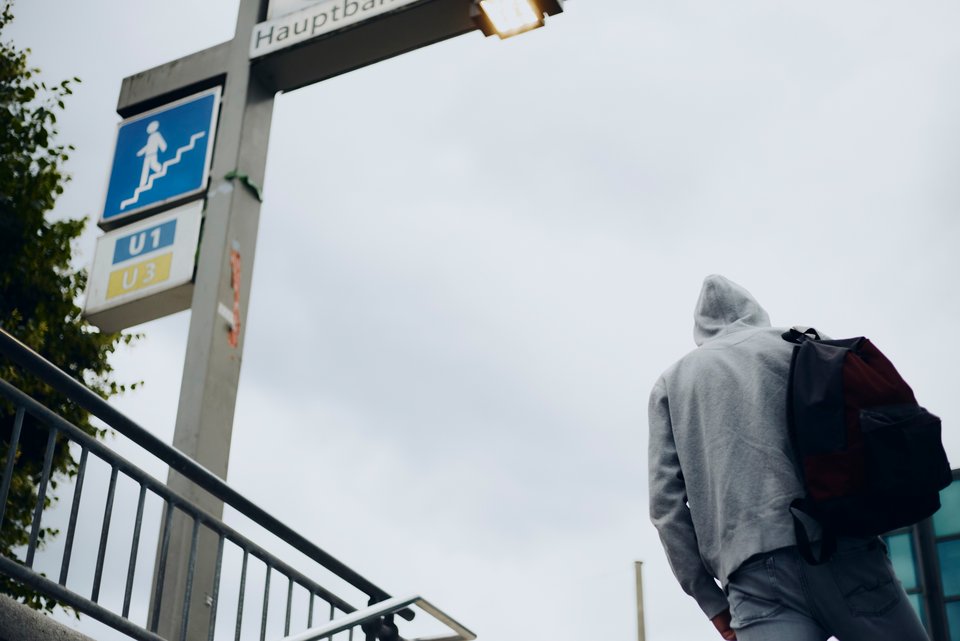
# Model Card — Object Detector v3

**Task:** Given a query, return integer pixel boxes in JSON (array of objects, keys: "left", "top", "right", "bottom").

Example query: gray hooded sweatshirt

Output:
[{"left": 648, "top": 275, "right": 806, "bottom": 619}]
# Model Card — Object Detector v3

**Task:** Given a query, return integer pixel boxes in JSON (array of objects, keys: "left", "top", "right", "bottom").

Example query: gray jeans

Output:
[{"left": 726, "top": 538, "right": 929, "bottom": 641}]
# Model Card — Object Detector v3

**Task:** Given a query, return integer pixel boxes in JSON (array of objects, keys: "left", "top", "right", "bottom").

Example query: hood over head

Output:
[{"left": 693, "top": 275, "right": 771, "bottom": 346}]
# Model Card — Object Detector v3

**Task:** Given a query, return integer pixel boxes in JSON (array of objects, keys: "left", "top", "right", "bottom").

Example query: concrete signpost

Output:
[{"left": 83, "top": 0, "right": 564, "bottom": 637}]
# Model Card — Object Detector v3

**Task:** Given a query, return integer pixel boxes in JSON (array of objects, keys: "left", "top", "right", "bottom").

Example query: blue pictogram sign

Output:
[{"left": 100, "top": 87, "right": 221, "bottom": 228}]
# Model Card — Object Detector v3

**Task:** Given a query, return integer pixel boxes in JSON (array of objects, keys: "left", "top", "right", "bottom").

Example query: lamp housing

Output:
[{"left": 472, "top": 0, "right": 563, "bottom": 40}]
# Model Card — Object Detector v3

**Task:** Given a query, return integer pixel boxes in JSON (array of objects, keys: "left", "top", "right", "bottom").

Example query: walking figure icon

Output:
[
  {"left": 137, "top": 121, "right": 167, "bottom": 190},
  {"left": 100, "top": 87, "right": 221, "bottom": 229},
  {"left": 120, "top": 121, "right": 207, "bottom": 211}
]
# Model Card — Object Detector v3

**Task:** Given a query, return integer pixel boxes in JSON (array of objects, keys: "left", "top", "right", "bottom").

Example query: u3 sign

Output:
[{"left": 84, "top": 202, "right": 203, "bottom": 332}]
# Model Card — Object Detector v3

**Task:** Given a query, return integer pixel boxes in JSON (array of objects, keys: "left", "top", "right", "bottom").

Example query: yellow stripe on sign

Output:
[{"left": 106, "top": 252, "right": 173, "bottom": 299}]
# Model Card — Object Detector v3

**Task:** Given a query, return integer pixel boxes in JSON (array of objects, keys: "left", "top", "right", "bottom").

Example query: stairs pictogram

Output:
[{"left": 120, "top": 131, "right": 206, "bottom": 210}]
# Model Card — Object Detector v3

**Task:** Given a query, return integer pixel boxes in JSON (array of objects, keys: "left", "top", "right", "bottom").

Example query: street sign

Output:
[
  {"left": 251, "top": 0, "right": 420, "bottom": 58},
  {"left": 85, "top": 201, "right": 203, "bottom": 332},
  {"left": 100, "top": 87, "right": 220, "bottom": 230}
]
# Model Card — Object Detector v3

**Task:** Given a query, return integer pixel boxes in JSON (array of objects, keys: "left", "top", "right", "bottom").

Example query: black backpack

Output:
[{"left": 782, "top": 327, "right": 951, "bottom": 563}]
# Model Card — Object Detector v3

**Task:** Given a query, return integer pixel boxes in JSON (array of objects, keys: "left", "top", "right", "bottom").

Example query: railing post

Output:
[
  {"left": 25, "top": 427, "right": 58, "bottom": 568},
  {"left": 0, "top": 406, "right": 25, "bottom": 530}
]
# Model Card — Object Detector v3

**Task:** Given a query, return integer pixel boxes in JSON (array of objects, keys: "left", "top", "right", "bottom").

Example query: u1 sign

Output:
[{"left": 84, "top": 202, "right": 203, "bottom": 332}]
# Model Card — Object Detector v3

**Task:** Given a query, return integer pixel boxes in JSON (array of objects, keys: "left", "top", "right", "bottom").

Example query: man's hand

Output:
[{"left": 711, "top": 609, "right": 737, "bottom": 640}]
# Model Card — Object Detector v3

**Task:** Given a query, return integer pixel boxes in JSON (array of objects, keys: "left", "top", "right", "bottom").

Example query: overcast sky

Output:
[{"left": 6, "top": 1, "right": 960, "bottom": 640}]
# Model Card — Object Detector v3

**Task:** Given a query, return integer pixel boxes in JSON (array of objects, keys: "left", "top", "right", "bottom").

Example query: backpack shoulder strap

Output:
[
  {"left": 783, "top": 326, "right": 821, "bottom": 344},
  {"left": 791, "top": 499, "right": 837, "bottom": 564}
]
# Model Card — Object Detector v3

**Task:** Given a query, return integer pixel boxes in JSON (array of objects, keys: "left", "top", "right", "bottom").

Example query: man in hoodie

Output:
[{"left": 648, "top": 275, "right": 927, "bottom": 641}]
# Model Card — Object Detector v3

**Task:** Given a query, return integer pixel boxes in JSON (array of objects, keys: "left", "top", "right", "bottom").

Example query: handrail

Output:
[
  {"left": 277, "top": 595, "right": 477, "bottom": 641},
  {"left": 0, "top": 375, "right": 357, "bottom": 616},
  {"left": 0, "top": 327, "right": 412, "bottom": 620}
]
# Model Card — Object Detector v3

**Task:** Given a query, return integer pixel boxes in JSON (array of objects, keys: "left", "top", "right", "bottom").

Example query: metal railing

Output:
[
  {"left": 0, "top": 329, "right": 474, "bottom": 641},
  {"left": 278, "top": 596, "right": 476, "bottom": 641}
]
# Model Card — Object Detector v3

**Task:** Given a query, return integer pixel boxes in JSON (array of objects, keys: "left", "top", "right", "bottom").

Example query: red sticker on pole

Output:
[{"left": 228, "top": 244, "right": 241, "bottom": 348}]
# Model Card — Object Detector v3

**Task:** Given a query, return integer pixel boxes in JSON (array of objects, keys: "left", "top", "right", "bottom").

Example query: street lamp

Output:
[{"left": 475, "top": 0, "right": 564, "bottom": 39}]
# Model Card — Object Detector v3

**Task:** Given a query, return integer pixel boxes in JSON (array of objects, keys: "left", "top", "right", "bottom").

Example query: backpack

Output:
[{"left": 782, "top": 326, "right": 951, "bottom": 564}]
